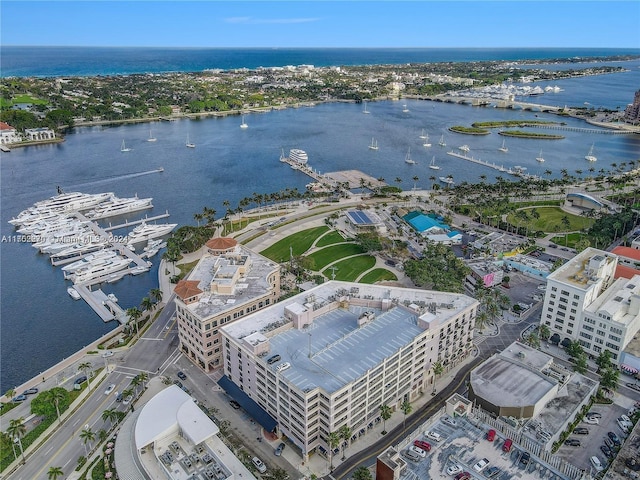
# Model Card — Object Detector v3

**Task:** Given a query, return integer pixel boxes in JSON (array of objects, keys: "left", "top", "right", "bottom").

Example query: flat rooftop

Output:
[
  {"left": 183, "top": 247, "right": 278, "bottom": 319},
  {"left": 584, "top": 275, "right": 640, "bottom": 325},
  {"left": 548, "top": 247, "right": 617, "bottom": 289},
  {"left": 223, "top": 281, "right": 477, "bottom": 393}
]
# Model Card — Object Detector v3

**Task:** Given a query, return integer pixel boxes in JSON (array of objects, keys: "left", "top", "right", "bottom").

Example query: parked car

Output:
[
  {"left": 11, "top": 394, "right": 27, "bottom": 403},
  {"left": 101, "top": 350, "right": 114, "bottom": 358},
  {"left": 586, "top": 411, "right": 602, "bottom": 419},
  {"left": 173, "top": 380, "right": 183, "bottom": 389},
  {"left": 409, "top": 445, "right": 427, "bottom": 458},
  {"left": 454, "top": 472, "right": 471, "bottom": 480},
  {"left": 403, "top": 449, "right": 422, "bottom": 462},
  {"left": 485, "top": 466, "right": 501, "bottom": 478},
  {"left": 252, "top": 456, "right": 267, "bottom": 473},
  {"left": 267, "top": 354, "right": 281, "bottom": 365},
  {"left": 600, "top": 445, "right": 613, "bottom": 458},
  {"left": 276, "top": 362, "right": 291, "bottom": 372},
  {"left": 425, "top": 430, "right": 442, "bottom": 442},
  {"left": 502, "top": 438, "right": 513, "bottom": 452},
  {"left": 520, "top": 452, "right": 531, "bottom": 466},
  {"left": 590, "top": 456, "right": 604, "bottom": 472},
  {"left": 74, "top": 375, "right": 87, "bottom": 385},
  {"left": 177, "top": 371, "right": 187, "bottom": 380},
  {"left": 584, "top": 416, "right": 599, "bottom": 425},
  {"left": 229, "top": 400, "right": 241, "bottom": 409},
  {"left": 574, "top": 427, "right": 589, "bottom": 435},
  {"left": 274, "top": 442, "right": 285, "bottom": 456},
  {"left": 565, "top": 438, "right": 581, "bottom": 447},
  {"left": 473, "top": 458, "right": 489, "bottom": 472},
  {"left": 413, "top": 440, "right": 431, "bottom": 452},
  {"left": 22, "top": 388, "right": 38, "bottom": 395},
  {"left": 607, "top": 431, "right": 621, "bottom": 446},
  {"left": 104, "top": 384, "right": 116, "bottom": 395},
  {"left": 442, "top": 415, "right": 457, "bottom": 427},
  {"left": 626, "top": 382, "right": 640, "bottom": 392},
  {"left": 486, "top": 429, "right": 496, "bottom": 441},
  {"left": 604, "top": 437, "right": 615, "bottom": 450},
  {"left": 115, "top": 393, "right": 123, "bottom": 402},
  {"left": 446, "top": 464, "right": 463, "bottom": 475}
]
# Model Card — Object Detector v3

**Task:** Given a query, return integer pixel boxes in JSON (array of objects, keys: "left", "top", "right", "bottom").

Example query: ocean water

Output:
[
  {"left": 1, "top": 54, "right": 639, "bottom": 391},
  {"left": 2, "top": 46, "right": 640, "bottom": 77}
]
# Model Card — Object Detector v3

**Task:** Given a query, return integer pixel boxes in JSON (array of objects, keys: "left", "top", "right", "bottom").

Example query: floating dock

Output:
[
  {"left": 71, "top": 285, "right": 127, "bottom": 323},
  {"left": 446, "top": 150, "right": 539, "bottom": 180}
]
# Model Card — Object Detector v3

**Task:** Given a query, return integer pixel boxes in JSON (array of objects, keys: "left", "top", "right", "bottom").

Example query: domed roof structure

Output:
[{"left": 205, "top": 237, "right": 238, "bottom": 253}]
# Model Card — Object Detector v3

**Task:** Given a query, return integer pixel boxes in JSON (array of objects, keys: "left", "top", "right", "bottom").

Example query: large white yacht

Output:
[
  {"left": 71, "top": 257, "right": 132, "bottom": 284},
  {"left": 85, "top": 196, "right": 153, "bottom": 219},
  {"left": 289, "top": 149, "right": 308, "bottom": 166},
  {"left": 125, "top": 222, "right": 177, "bottom": 246},
  {"left": 62, "top": 249, "right": 119, "bottom": 273}
]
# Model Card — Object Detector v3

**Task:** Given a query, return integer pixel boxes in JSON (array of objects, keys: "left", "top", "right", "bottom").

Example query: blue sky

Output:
[{"left": 2, "top": 1, "right": 639, "bottom": 48}]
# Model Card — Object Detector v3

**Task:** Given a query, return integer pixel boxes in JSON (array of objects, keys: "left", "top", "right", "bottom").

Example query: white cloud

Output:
[{"left": 224, "top": 16, "right": 320, "bottom": 24}]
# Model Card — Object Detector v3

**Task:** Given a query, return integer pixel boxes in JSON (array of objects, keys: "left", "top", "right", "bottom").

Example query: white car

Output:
[
  {"left": 446, "top": 464, "right": 463, "bottom": 475},
  {"left": 252, "top": 456, "right": 267, "bottom": 473},
  {"left": 101, "top": 350, "right": 114, "bottom": 358},
  {"left": 409, "top": 445, "right": 427, "bottom": 458},
  {"left": 442, "top": 416, "right": 457, "bottom": 427},
  {"left": 425, "top": 430, "right": 442, "bottom": 442},
  {"left": 473, "top": 458, "right": 490, "bottom": 472},
  {"left": 276, "top": 362, "right": 291, "bottom": 372},
  {"left": 590, "top": 456, "right": 603, "bottom": 472},
  {"left": 104, "top": 384, "right": 116, "bottom": 395},
  {"left": 583, "top": 416, "right": 599, "bottom": 425}
]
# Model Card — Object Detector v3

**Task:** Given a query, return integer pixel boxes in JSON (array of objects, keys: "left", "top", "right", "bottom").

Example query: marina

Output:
[
  {"left": 446, "top": 150, "right": 538, "bottom": 179},
  {"left": 7, "top": 191, "right": 174, "bottom": 323}
]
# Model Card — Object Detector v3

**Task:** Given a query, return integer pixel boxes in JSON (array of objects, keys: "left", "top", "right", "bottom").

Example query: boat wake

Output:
[{"left": 63, "top": 168, "right": 164, "bottom": 190}]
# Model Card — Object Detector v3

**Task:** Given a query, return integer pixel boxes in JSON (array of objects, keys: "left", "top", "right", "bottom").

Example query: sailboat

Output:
[
  {"left": 404, "top": 148, "right": 415, "bottom": 164},
  {"left": 120, "top": 140, "right": 131, "bottom": 152},
  {"left": 419, "top": 129, "right": 427, "bottom": 139},
  {"left": 279, "top": 148, "right": 287, "bottom": 163},
  {"left": 429, "top": 156, "right": 440, "bottom": 170},
  {"left": 402, "top": 104, "right": 409, "bottom": 113},
  {"left": 422, "top": 134, "right": 432, "bottom": 147},
  {"left": 147, "top": 129, "right": 156, "bottom": 142},
  {"left": 536, "top": 149, "right": 545, "bottom": 163},
  {"left": 368, "top": 137, "right": 379, "bottom": 150},
  {"left": 438, "top": 134, "right": 446, "bottom": 147},
  {"left": 240, "top": 114, "right": 248, "bottom": 129},
  {"left": 498, "top": 139, "right": 508, "bottom": 153},
  {"left": 186, "top": 134, "right": 195, "bottom": 148},
  {"left": 585, "top": 143, "right": 597, "bottom": 162},
  {"left": 363, "top": 100, "right": 370, "bottom": 114}
]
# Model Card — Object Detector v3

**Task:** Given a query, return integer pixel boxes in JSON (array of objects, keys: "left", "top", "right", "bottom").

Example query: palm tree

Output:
[
  {"left": 1, "top": 430, "right": 17, "bottom": 460},
  {"left": 77, "top": 362, "right": 92, "bottom": 392},
  {"left": 338, "top": 424, "right": 352, "bottom": 460},
  {"left": 137, "top": 372, "right": 149, "bottom": 391},
  {"left": 432, "top": 361, "right": 444, "bottom": 394},
  {"left": 149, "top": 288, "right": 163, "bottom": 305},
  {"left": 122, "top": 388, "right": 134, "bottom": 403},
  {"left": 7, "top": 417, "right": 26, "bottom": 463},
  {"left": 379, "top": 404, "right": 392, "bottom": 435},
  {"left": 126, "top": 307, "right": 143, "bottom": 335},
  {"left": 52, "top": 388, "right": 66, "bottom": 424},
  {"left": 47, "top": 466, "right": 64, "bottom": 480},
  {"left": 140, "top": 296, "right": 154, "bottom": 312},
  {"left": 400, "top": 399, "right": 413, "bottom": 432},
  {"left": 79, "top": 427, "right": 95, "bottom": 456},
  {"left": 131, "top": 375, "right": 142, "bottom": 395},
  {"left": 327, "top": 431, "right": 340, "bottom": 471},
  {"left": 102, "top": 408, "right": 117, "bottom": 427},
  {"left": 4, "top": 388, "right": 16, "bottom": 403},
  {"left": 98, "top": 428, "right": 108, "bottom": 443}
]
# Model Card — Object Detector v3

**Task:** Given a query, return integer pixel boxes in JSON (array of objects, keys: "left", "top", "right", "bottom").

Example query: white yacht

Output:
[
  {"left": 121, "top": 140, "right": 132, "bottom": 152},
  {"left": 85, "top": 196, "right": 153, "bottom": 219},
  {"left": 585, "top": 144, "right": 597, "bottom": 162},
  {"left": 419, "top": 129, "right": 427, "bottom": 139},
  {"left": 62, "top": 249, "right": 118, "bottom": 273},
  {"left": 402, "top": 104, "right": 409, "bottom": 113},
  {"left": 429, "top": 156, "right": 440, "bottom": 170},
  {"left": 289, "top": 149, "right": 308, "bottom": 166},
  {"left": 498, "top": 139, "right": 508, "bottom": 153},
  {"left": 363, "top": 100, "right": 370, "bottom": 114},
  {"left": 458, "top": 145, "right": 470, "bottom": 153},
  {"left": 439, "top": 176, "right": 455, "bottom": 186},
  {"left": 67, "top": 287, "right": 81, "bottom": 300},
  {"left": 240, "top": 114, "right": 248, "bottom": 129},
  {"left": 368, "top": 138, "right": 379, "bottom": 150},
  {"left": 438, "top": 135, "right": 446, "bottom": 147},
  {"left": 186, "top": 133, "right": 195, "bottom": 148},
  {"left": 422, "top": 134, "right": 432, "bottom": 147},
  {"left": 126, "top": 222, "right": 177, "bottom": 246},
  {"left": 536, "top": 149, "right": 545, "bottom": 163},
  {"left": 72, "top": 257, "right": 132, "bottom": 284},
  {"left": 147, "top": 129, "right": 157, "bottom": 142}
]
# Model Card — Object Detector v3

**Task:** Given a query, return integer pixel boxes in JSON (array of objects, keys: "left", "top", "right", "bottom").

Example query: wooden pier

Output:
[
  {"left": 446, "top": 150, "right": 538, "bottom": 179},
  {"left": 280, "top": 157, "right": 337, "bottom": 187},
  {"left": 103, "top": 211, "right": 170, "bottom": 232},
  {"left": 71, "top": 285, "right": 127, "bottom": 323}
]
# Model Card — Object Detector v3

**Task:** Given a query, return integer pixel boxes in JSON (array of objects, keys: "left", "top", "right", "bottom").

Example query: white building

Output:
[
  {"left": 0, "top": 122, "right": 21, "bottom": 144},
  {"left": 540, "top": 247, "right": 640, "bottom": 362},
  {"left": 219, "top": 281, "right": 478, "bottom": 460},
  {"left": 24, "top": 127, "right": 56, "bottom": 141},
  {"left": 174, "top": 237, "right": 280, "bottom": 372}
]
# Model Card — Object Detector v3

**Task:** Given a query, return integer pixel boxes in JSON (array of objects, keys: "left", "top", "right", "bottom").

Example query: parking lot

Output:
[
  {"left": 400, "top": 415, "right": 574, "bottom": 480},
  {"left": 555, "top": 402, "right": 630, "bottom": 472}
]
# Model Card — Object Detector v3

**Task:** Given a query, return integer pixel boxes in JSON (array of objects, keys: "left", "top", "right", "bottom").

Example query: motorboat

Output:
[
  {"left": 85, "top": 196, "right": 153, "bottom": 219},
  {"left": 67, "top": 287, "right": 81, "bottom": 300},
  {"left": 62, "top": 249, "right": 118, "bottom": 273},
  {"left": 458, "top": 145, "right": 470, "bottom": 152},
  {"left": 125, "top": 222, "right": 177, "bottom": 246},
  {"left": 72, "top": 257, "right": 132, "bottom": 284},
  {"left": 440, "top": 176, "right": 455, "bottom": 186}
]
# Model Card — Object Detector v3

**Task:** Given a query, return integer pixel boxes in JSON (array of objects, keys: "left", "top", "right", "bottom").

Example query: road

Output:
[{"left": 7, "top": 299, "right": 177, "bottom": 480}]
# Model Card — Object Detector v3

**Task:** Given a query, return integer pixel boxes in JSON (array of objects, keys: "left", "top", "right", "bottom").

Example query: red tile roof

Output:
[
  {"left": 205, "top": 237, "right": 237, "bottom": 251},
  {"left": 612, "top": 246, "right": 640, "bottom": 261},
  {"left": 174, "top": 280, "right": 202, "bottom": 300},
  {"left": 0, "top": 122, "right": 15, "bottom": 130},
  {"left": 614, "top": 264, "right": 640, "bottom": 279}
]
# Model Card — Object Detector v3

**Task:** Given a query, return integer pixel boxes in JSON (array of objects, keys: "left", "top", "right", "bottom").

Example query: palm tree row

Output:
[{"left": 125, "top": 287, "right": 164, "bottom": 336}]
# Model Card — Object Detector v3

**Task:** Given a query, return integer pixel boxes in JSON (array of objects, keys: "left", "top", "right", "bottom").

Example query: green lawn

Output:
[
  {"left": 359, "top": 268, "right": 398, "bottom": 284},
  {"left": 507, "top": 206, "right": 594, "bottom": 233},
  {"left": 260, "top": 226, "right": 329, "bottom": 262},
  {"left": 1, "top": 94, "right": 49, "bottom": 107},
  {"left": 307, "top": 243, "right": 365, "bottom": 270},
  {"left": 550, "top": 232, "right": 582, "bottom": 248},
  {"left": 323, "top": 255, "right": 376, "bottom": 281},
  {"left": 315, "top": 230, "right": 347, "bottom": 247}
]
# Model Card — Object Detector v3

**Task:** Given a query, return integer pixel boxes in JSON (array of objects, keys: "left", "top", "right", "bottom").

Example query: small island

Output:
[
  {"left": 472, "top": 120, "right": 563, "bottom": 128},
  {"left": 448, "top": 125, "right": 491, "bottom": 135},
  {"left": 498, "top": 130, "right": 565, "bottom": 139}
]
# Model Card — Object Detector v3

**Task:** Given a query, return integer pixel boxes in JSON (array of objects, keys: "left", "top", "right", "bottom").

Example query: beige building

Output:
[
  {"left": 219, "top": 281, "right": 478, "bottom": 459},
  {"left": 174, "top": 237, "right": 280, "bottom": 371}
]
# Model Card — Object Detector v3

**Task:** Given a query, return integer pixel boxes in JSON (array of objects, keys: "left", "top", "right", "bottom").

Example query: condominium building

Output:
[
  {"left": 219, "top": 281, "right": 478, "bottom": 459},
  {"left": 174, "top": 237, "right": 280, "bottom": 371},
  {"left": 540, "top": 247, "right": 640, "bottom": 362}
]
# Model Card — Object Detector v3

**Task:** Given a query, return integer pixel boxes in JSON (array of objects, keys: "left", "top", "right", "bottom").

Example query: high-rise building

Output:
[
  {"left": 219, "top": 281, "right": 478, "bottom": 459},
  {"left": 174, "top": 237, "right": 280, "bottom": 371},
  {"left": 624, "top": 89, "right": 640, "bottom": 124}
]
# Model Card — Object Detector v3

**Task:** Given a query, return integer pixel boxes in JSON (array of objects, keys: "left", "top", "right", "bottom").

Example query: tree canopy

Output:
[{"left": 404, "top": 242, "right": 470, "bottom": 292}]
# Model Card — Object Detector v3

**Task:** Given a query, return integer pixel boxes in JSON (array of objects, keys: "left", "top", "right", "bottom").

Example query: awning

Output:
[
  {"left": 217, "top": 376, "right": 278, "bottom": 432},
  {"left": 621, "top": 364, "right": 639, "bottom": 375}
]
